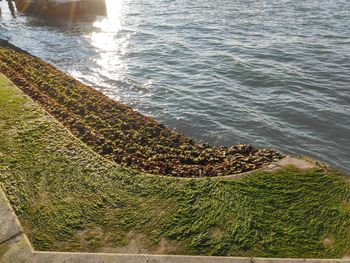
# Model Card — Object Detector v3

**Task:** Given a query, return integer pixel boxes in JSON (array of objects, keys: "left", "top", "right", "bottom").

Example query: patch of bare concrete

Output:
[
  {"left": 98, "top": 232, "right": 182, "bottom": 255},
  {"left": 0, "top": 188, "right": 24, "bottom": 245},
  {"left": 220, "top": 155, "right": 321, "bottom": 180},
  {"left": 101, "top": 233, "right": 149, "bottom": 254},
  {"left": 265, "top": 155, "right": 318, "bottom": 171}
]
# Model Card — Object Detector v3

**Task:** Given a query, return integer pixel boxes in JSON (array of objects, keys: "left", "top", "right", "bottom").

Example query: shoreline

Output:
[{"left": 0, "top": 39, "right": 284, "bottom": 178}]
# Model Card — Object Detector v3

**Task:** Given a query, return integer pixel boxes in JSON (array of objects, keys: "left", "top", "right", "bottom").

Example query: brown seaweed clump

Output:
[{"left": 0, "top": 44, "right": 284, "bottom": 177}]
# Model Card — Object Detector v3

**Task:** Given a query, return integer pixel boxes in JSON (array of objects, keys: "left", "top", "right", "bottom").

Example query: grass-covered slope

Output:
[
  {"left": 1, "top": 74, "right": 350, "bottom": 258},
  {"left": 0, "top": 42, "right": 283, "bottom": 177}
]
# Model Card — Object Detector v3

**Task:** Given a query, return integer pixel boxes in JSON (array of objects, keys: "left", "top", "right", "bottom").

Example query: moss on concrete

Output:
[{"left": 1, "top": 74, "right": 350, "bottom": 258}]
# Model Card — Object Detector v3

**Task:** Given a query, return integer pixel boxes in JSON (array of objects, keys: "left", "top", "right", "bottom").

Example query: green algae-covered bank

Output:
[{"left": 1, "top": 46, "right": 350, "bottom": 258}]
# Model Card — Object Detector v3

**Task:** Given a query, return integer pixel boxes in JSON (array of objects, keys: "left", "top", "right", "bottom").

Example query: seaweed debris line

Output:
[{"left": 0, "top": 41, "right": 284, "bottom": 177}]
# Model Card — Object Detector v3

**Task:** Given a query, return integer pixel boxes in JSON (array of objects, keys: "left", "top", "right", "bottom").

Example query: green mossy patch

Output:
[{"left": 1, "top": 74, "right": 350, "bottom": 258}]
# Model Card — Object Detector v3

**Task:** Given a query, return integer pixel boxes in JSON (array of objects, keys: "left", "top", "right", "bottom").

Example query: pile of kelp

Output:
[{"left": 0, "top": 43, "right": 284, "bottom": 177}]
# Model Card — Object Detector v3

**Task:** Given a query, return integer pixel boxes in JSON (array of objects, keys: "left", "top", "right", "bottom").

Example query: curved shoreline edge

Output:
[{"left": 0, "top": 39, "right": 284, "bottom": 178}]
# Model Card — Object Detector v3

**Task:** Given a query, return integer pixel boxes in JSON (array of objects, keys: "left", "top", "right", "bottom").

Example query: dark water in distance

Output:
[{"left": 1, "top": 0, "right": 349, "bottom": 172}]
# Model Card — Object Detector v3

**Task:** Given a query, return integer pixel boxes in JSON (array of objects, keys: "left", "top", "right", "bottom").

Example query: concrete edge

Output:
[
  {"left": 0, "top": 188, "right": 23, "bottom": 244},
  {"left": 218, "top": 155, "right": 321, "bottom": 180},
  {"left": 1, "top": 187, "right": 349, "bottom": 262}
]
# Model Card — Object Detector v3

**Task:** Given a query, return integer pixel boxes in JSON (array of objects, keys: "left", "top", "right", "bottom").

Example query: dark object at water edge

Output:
[{"left": 14, "top": 0, "right": 107, "bottom": 17}]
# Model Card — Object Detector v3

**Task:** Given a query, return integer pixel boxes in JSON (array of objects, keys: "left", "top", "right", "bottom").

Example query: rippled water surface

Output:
[{"left": 1, "top": 0, "right": 349, "bottom": 171}]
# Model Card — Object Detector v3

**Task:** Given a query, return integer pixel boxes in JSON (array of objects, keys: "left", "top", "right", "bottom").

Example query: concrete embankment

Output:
[
  {"left": 1, "top": 44, "right": 350, "bottom": 259},
  {"left": 1, "top": 188, "right": 348, "bottom": 263}
]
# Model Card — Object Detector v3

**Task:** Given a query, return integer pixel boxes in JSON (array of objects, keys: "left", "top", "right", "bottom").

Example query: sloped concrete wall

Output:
[{"left": 1, "top": 188, "right": 349, "bottom": 263}]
